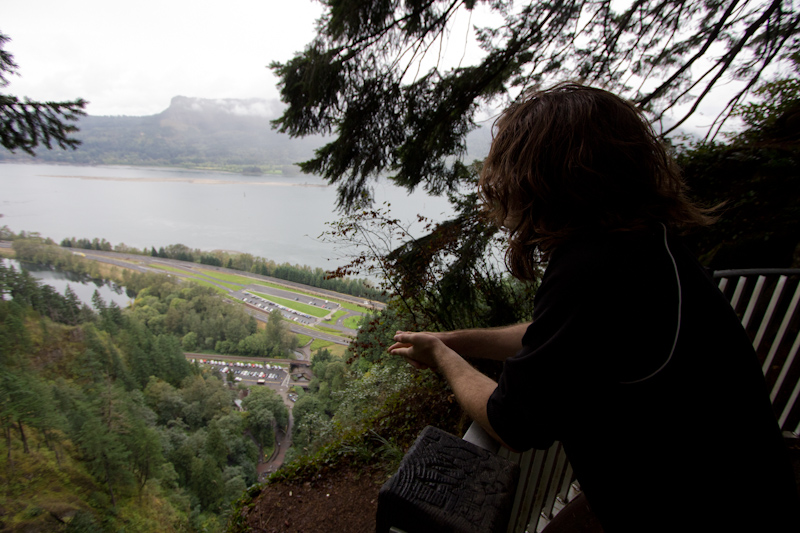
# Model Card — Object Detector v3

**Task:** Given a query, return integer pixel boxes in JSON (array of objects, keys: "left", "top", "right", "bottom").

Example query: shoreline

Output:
[
  {"left": 39, "top": 174, "right": 328, "bottom": 187},
  {"left": 0, "top": 160, "right": 312, "bottom": 182}
]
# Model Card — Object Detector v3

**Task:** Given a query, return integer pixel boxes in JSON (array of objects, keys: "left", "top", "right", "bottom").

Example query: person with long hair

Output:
[{"left": 389, "top": 83, "right": 798, "bottom": 531}]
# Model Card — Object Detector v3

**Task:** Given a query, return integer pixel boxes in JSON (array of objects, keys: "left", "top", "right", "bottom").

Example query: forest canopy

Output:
[
  {"left": 272, "top": 0, "right": 800, "bottom": 209},
  {"left": 0, "top": 32, "right": 86, "bottom": 155}
]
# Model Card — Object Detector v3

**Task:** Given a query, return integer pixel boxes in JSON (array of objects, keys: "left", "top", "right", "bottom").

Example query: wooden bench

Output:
[{"left": 378, "top": 268, "right": 800, "bottom": 533}]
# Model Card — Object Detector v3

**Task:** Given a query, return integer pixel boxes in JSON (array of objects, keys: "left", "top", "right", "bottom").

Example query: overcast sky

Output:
[
  {"left": 3, "top": 0, "right": 325, "bottom": 116},
  {"left": 2, "top": 1, "right": 763, "bottom": 136}
]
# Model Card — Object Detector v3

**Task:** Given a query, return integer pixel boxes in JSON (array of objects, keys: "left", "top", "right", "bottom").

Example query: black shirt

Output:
[{"left": 486, "top": 227, "right": 799, "bottom": 531}]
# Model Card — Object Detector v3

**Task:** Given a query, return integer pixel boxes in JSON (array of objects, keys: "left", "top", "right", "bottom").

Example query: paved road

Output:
[{"left": 258, "top": 381, "right": 295, "bottom": 479}]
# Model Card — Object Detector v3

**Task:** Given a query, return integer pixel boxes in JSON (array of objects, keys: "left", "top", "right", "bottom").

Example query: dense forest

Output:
[{"left": 1, "top": 259, "right": 292, "bottom": 531}]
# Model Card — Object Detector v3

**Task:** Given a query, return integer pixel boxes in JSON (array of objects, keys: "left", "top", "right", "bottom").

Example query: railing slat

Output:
[
  {"left": 742, "top": 275, "right": 766, "bottom": 329},
  {"left": 527, "top": 447, "right": 560, "bottom": 532},
  {"left": 768, "top": 282, "right": 800, "bottom": 401},
  {"left": 541, "top": 445, "right": 570, "bottom": 521},
  {"left": 778, "top": 332, "right": 800, "bottom": 431},
  {"left": 508, "top": 449, "right": 539, "bottom": 533},
  {"left": 718, "top": 277, "right": 728, "bottom": 293},
  {"left": 730, "top": 276, "right": 748, "bottom": 311},
  {"left": 754, "top": 275, "right": 787, "bottom": 353}
]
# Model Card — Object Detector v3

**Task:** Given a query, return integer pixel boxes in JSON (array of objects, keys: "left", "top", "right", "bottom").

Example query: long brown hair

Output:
[{"left": 479, "top": 82, "right": 714, "bottom": 281}]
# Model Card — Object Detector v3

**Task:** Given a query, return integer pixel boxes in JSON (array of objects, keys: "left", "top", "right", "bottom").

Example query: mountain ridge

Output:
[
  {"left": 0, "top": 96, "right": 325, "bottom": 174},
  {"left": 0, "top": 96, "right": 491, "bottom": 175}
]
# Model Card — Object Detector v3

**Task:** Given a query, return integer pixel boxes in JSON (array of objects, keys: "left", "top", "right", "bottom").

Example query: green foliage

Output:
[
  {"left": 679, "top": 68, "right": 800, "bottom": 268},
  {"left": 0, "top": 32, "right": 86, "bottom": 155},
  {"left": 735, "top": 56, "right": 800, "bottom": 138},
  {"left": 286, "top": 328, "right": 461, "bottom": 466},
  {"left": 124, "top": 278, "right": 298, "bottom": 360},
  {"left": 1, "top": 258, "right": 97, "bottom": 326},
  {"left": 266, "top": 362, "right": 462, "bottom": 488},
  {"left": 274, "top": 0, "right": 800, "bottom": 209},
  {"left": 60, "top": 236, "right": 114, "bottom": 252},
  {"left": 342, "top": 314, "right": 363, "bottom": 329},
  {"left": 0, "top": 266, "right": 271, "bottom": 530},
  {"left": 48, "top": 232, "right": 387, "bottom": 302},
  {"left": 241, "top": 386, "right": 288, "bottom": 450},
  {"left": 326, "top": 183, "right": 538, "bottom": 333},
  {"left": 11, "top": 238, "right": 102, "bottom": 279}
]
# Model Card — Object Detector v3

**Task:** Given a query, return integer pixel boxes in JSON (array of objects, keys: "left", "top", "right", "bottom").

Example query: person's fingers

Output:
[
  {"left": 389, "top": 347, "right": 408, "bottom": 357},
  {"left": 392, "top": 331, "right": 425, "bottom": 344},
  {"left": 387, "top": 341, "right": 412, "bottom": 353}
]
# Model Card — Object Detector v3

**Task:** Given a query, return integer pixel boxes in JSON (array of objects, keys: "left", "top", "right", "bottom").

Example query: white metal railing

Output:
[
  {"left": 714, "top": 269, "right": 800, "bottom": 435},
  {"left": 462, "top": 268, "right": 800, "bottom": 533}
]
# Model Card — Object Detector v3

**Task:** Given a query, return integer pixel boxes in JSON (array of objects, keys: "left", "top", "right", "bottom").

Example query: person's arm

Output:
[
  {"left": 432, "top": 322, "right": 530, "bottom": 361},
  {"left": 388, "top": 331, "right": 510, "bottom": 447}
]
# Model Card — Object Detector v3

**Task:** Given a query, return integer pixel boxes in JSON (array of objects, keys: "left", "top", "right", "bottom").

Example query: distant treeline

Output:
[
  {"left": 0, "top": 227, "right": 384, "bottom": 301},
  {"left": 57, "top": 235, "right": 387, "bottom": 302}
]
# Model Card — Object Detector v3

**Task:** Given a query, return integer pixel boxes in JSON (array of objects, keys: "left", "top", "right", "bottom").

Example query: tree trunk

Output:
[
  {"left": 5, "top": 424, "right": 13, "bottom": 471},
  {"left": 43, "top": 430, "right": 62, "bottom": 466},
  {"left": 17, "top": 421, "right": 29, "bottom": 454},
  {"left": 104, "top": 456, "right": 117, "bottom": 510}
]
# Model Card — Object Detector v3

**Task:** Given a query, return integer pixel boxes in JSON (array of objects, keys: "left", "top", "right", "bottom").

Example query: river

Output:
[{"left": 0, "top": 163, "right": 455, "bottom": 270}]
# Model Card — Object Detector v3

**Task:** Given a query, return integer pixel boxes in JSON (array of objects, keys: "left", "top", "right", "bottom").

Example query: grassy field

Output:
[
  {"left": 148, "top": 266, "right": 356, "bottom": 343},
  {"left": 309, "top": 341, "right": 348, "bottom": 357},
  {"left": 324, "top": 310, "right": 348, "bottom": 324},
  {"left": 295, "top": 334, "right": 312, "bottom": 346},
  {"left": 343, "top": 315, "right": 363, "bottom": 329},
  {"left": 105, "top": 257, "right": 145, "bottom": 266},
  {"left": 200, "top": 270, "right": 257, "bottom": 286},
  {"left": 167, "top": 265, "right": 376, "bottom": 314},
  {"left": 150, "top": 264, "right": 187, "bottom": 274},
  {"left": 201, "top": 270, "right": 328, "bottom": 300},
  {"left": 249, "top": 291, "right": 330, "bottom": 318},
  {"left": 308, "top": 338, "right": 334, "bottom": 351},
  {"left": 254, "top": 280, "right": 373, "bottom": 314},
  {"left": 200, "top": 269, "right": 375, "bottom": 313},
  {"left": 187, "top": 278, "right": 228, "bottom": 295},
  {"left": 295, "top": 334, "right": 347, "bottom": 353},
  {"left": 337, "top": 300, "right": 372, "bottom": 313},
  {"left": 151, "top": 264, "right": 244, "bottom": 291}
]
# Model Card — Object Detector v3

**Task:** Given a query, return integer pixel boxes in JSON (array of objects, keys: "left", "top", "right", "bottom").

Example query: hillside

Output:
[
  {"left": 0, "top": 96, "right": 492, "bottom": 175},
  {"left": 0, "top": 97, "right": 326, "bottom": 174}
]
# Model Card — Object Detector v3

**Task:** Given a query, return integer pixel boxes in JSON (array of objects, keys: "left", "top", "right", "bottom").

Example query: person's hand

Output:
[{"left": 387, "top": 331, "right": 451, "bottom": 370}]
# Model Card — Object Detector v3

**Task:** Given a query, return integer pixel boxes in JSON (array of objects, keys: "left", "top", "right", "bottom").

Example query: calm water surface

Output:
[
  {"left": 0, "top": 163, "right": 455, "bottom": 269},
  {"left": 5, "top": 258, "right": 133, "bottom": 309}
]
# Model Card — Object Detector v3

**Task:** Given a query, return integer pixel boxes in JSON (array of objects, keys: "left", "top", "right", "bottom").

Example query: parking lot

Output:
[
  {"left": 240, "top": 292, "right": 337, "bottom": 326},
  {"left": 191, "top": 357, "right": 289, "bottom": 388}
]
